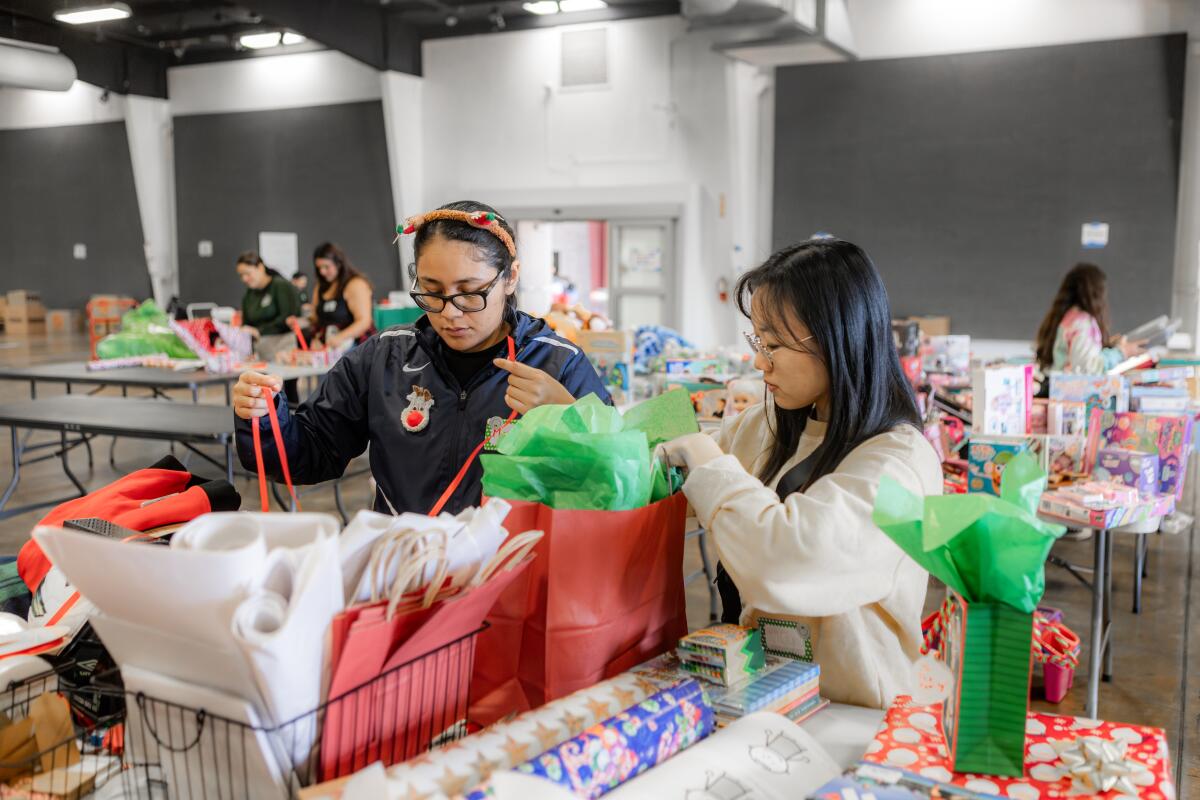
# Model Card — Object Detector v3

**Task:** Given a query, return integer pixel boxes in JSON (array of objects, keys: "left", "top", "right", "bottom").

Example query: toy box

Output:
[
  {"left": 967, "top": 436, "right": 1043, "bottom": 495},
  {"left": 971, "top": 365, "right": 1031, "bottom": 436},
  {"left": 1092, "top": 448, "right": 1159, "bottom": 495}
]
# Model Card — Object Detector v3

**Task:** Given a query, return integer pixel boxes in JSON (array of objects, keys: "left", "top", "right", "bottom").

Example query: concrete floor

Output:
[{"left": 0, "top": 330, "right": 1196, "bottom": 796}]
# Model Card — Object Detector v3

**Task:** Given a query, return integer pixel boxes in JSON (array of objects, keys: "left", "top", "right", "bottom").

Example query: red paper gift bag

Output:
[
  {"left": 319, "top": 532, "right": 541, "bottom": 780},
  {"left": 470, "top": 492, "right": 688, "bottom": 726}
]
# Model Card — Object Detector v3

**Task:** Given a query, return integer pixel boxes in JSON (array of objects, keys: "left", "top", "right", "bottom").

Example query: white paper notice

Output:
[
  {"left": 259, "top": 231, "right": 300, "bottom": 278},
  {"left": 1081, "top": 222, "right": 1109, "bottom": 249}
]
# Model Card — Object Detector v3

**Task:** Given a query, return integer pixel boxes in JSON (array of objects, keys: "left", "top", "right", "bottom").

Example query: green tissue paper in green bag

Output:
[
  {"left": 871, "top": 452, "right": 1065, "bottom": 778},
  {"left": 480, "top": 390, "right": 698, "bottom": 511}
]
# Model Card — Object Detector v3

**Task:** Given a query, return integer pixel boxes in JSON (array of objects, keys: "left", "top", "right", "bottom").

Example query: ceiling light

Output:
[
  {"left": 523, "top": 1, "right": 559, "bottom": 14},
  {"left": 281, "top": 32, "right": 306, "bottom": 45},
  {"left": 53, "top": 2, "right": 132, "bottom": 24},
  {"left": 239, "top": 31, "right": 283, "bottom": 49},
  {"left": 559, "top": 0, "right": 607, "bottom": 11}
]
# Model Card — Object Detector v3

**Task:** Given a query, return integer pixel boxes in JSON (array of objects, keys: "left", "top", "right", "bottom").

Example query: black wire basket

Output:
[
  {"left": 110, "top": 622, "right": 485, "bottom": 799},
  {"left": 0, "top": 660, "right": 125, "bottom": 799}
]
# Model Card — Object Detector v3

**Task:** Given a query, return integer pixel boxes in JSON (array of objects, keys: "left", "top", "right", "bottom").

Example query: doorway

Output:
[{"left": 515, "top": 218, "right": 677, "bottom": 330}]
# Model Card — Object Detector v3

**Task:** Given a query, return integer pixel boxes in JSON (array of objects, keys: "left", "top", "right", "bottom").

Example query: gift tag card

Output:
[{"left": 910, "top": 654, "right": 954, "bottom": 706}]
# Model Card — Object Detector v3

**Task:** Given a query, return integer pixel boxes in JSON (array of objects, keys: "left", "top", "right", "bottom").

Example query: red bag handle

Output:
[
  {"left": 253, "top": 387, "right": 300, "bottom": 512},
  {"left": 427, "top": 335, "right": 517, "bottom": 517},
  {"left": 290, "top": 319, "right": 310, "bottom": 352}
]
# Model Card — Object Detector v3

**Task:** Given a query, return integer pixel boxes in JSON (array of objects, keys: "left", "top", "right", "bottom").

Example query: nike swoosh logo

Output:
[{"left": 402, "top": 363, "right": 428, "bottom": 373}]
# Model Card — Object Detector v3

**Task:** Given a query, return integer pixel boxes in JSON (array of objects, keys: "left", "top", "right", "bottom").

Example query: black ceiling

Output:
[{"left": 0, "top": 0, "right": 678, "bottom": 98}]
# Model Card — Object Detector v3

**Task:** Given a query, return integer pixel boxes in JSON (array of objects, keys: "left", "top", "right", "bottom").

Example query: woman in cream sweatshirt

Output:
[{"left": 660, "top": 239, "right": 942, "bottom": 709}]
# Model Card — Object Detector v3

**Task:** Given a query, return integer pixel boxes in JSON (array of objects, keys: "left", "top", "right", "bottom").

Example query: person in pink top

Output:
[{"left": 1035, "top": 263, "right": 1144, "bottom": 375}]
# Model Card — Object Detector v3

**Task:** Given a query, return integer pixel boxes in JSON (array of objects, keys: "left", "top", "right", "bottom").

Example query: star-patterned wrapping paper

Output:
[
  {"left": 860, "top": 697, "right": 1176, "bottom": 800},
  {"left": 342, "top": 672, "right": 673, "bottom": 800}
]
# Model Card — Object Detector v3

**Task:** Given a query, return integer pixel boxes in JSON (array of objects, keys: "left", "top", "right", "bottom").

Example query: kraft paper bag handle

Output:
[
  {"left": 366, "top": 527, "right": 449, "bottom": 603},
  {"left": 470, "top": 530, "right": 543, "bottom": 588}
]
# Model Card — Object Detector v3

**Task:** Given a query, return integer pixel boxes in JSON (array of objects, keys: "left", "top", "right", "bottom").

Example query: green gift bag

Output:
[
  {"left": 937, "top": 589, "right": 1036, "bottom": 776},
  {"left": 873, "top": 452, "right": 1064, "bottom": 777}
]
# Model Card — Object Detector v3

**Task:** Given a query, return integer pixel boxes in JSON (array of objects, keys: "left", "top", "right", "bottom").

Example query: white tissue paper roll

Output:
[
  {"left": 34, "top": 526, "right": 269, "bottom": 648},
  {"left": 231, "top": 534, "right": 344, "bottom": 768},
  {"left": 172, "top": 512, "right": 340, "bottom": 553}
]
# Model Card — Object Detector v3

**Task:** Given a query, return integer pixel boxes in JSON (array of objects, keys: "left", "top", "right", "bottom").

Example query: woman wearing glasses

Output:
[
  {"left": 658, "top": 239, "right": 942, "bottom": 709},
  {"left": 232, "top": 201, "right": 610, "bottom": 515}
]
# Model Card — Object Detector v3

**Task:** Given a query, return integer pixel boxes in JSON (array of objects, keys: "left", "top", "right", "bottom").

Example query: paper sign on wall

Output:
[
  {"left": 1081, "top": 222, "right": 1109, "bottom": 249},
  {"left": 258, "top": 232, "right": 299, "bottom": 278}
]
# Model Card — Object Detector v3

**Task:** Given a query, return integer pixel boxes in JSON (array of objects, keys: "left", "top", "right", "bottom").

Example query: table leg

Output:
[
  {"left": 29, "top": 381, "right": 36, "bottom": 400},
  {"left": 225, "top": 443, "right": 234, "bottom": 484},
  {"left": 1103, "top": 530, "right": 1114, "bottom": 682},
  {"left": 191, "top": 385, "right": 199, "bottom": 404},
  {"left": 1087, "top": 527, "right": 1108, "bottom": 720},
  {"left": 66, "top": 382, "right": 72, "bottom": 395},
  {"left": 58, "top": 431, "right": 87, "bottom": 497},
  {"left": 0, "top": 428, "right": 22, "bottom": 513},
  {"left": 1132, "top": 533, "right": 1146, "bottom": 614},
  {"left": 224, "top": 383, "right": 232, "bottom": 406},
  {"left": 334, "top": 480, "right": 349, "bottom": 525}
]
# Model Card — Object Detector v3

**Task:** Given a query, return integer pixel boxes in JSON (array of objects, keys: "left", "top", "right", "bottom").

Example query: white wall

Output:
[
  {"left": 421, "top": 17, "right": 746, "bottom": 347},
  {"left": 168, "top": 50, "right": 382, "bottom": 116},
  {"left": 0, "top": 80, "right": 125, "bottom": 130},
  {"left": 846, "top": 0, "right": 1190, "bottom": 61}
]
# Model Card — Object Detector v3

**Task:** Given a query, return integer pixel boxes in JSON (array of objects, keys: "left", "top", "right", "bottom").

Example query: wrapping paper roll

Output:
[
  {"left": 324, "top": 672, "right": 673, "bottom": 800},
  {"left": 469, "top": 680, "right": 714, "bottom": 800}
]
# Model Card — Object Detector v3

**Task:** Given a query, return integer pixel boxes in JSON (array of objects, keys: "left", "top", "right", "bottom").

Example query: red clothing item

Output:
[{"left": 18, "top": 456, "right": 241, "bottom": 592}]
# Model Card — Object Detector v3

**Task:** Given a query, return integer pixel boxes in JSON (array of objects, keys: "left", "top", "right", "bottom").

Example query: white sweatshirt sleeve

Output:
[{"left": 684, "top": 427, "right": 936, "bottom": 619}]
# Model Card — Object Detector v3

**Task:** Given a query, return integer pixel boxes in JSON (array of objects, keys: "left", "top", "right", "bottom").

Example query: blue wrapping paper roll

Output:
[{"left": 466, "top": 680, "right": 713, "bottom": 799}]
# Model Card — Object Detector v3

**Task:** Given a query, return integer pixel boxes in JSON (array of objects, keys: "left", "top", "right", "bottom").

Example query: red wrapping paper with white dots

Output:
[{"left": 861, "top": 697, "right": 1176, "bottom": 800}]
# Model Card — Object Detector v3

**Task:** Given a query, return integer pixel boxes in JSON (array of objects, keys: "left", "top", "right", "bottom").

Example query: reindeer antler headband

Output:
[{"left": 395, "top": 209, "right": 517, "bottom": 259}]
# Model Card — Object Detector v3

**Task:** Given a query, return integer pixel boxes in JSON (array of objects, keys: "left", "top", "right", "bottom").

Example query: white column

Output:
[
  {"left": 380, "top": 70, "right": 424, "bottom": 287},
  {"left": 516, "top": 220, "right": 554, "bottom": 317},
  {"left": 1172, "top": 17, "right": 1200, "bottom": 346},
  {"left": 124, "top": 95, "right": 178, "bottom": 306}
]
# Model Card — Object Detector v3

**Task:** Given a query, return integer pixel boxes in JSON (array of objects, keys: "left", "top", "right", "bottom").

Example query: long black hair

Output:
[
  {"left": 736, "top": 238, "right": 920, "bottom": 489},
  {"left": 411, "top": 200, "right": 519, "bottom": 322},
  {"left": 313, "top": 241, "right": 372, "bottom": 300},
  {"left": 235, "top": 250, "right": 283, "bottom": 281}
]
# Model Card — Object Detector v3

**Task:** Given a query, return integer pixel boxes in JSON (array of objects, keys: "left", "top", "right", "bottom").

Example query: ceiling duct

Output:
[
  {"left": 0, "top": 35, "right": 76, "bottom": 90},
  {"left": 682, "top": 0, "right": 855, "bottom": 65}
]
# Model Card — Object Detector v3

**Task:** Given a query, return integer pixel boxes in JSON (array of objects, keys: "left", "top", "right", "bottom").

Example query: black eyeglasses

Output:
[{"left": 410, "top": 273, "right": 503, "bottom": 313}]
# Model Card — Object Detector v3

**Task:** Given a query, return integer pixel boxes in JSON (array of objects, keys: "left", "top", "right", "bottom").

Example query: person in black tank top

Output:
[{"left": 309, "top": 242, "right": 376, "bottom": 348}]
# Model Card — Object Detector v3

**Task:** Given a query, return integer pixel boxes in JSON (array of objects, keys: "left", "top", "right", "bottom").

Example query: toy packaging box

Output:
[
  {"left": 578, "top": 330, "right": 633, "bottom": 406},
  {"left": 1092, "top": 448, "right": 1159, "bottom": 495},
  {"left": 967, "top": 436, "right": 1043, "bottom": 496},
  {"left": 971, "top": 365, "right": 1031, "bottom": 436},
  {"left": 1048, "top": 374, "right": 1128, "bottom": 416}
]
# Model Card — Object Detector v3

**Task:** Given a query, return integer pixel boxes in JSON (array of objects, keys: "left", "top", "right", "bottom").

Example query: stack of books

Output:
[
  {"left": 676, "top": 624, "right": 765, "bottom": 686},
  {"left": 632, "top": 651, "right": 824, "bottom": 727}
]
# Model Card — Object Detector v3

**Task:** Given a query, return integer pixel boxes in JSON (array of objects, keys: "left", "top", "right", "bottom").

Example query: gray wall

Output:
[
  {"left": 0, "top": 122, "right": 149, "bottom": 309},
  {"left": 174, "top": 100, "right": 400, "bottom": 307},
  {"left": 773, "top": 34, "right": 1186, "bottom": 339}
]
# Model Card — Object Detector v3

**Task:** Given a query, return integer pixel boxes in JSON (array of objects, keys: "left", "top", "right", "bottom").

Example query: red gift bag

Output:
[
  {"left": 470, "top": 492, "right": 688, "bottom": 726},
  {"left": 319, "top": 531, "right": 541, "bottom": 780}
]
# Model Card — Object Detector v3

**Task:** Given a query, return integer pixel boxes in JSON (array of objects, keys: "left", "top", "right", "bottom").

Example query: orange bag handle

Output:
[
  {"left": 252, "top": 387, "right": 300, "bottom": 513},
  {"left": 427, "top": 335, "right": 518, "bottom": 517}
]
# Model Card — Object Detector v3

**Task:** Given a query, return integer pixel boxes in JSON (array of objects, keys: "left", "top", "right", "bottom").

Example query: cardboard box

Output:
[
  {"left": 6, "top": 290, "right": 41, "bottom": 308},
  {"left": 46, "top": 309, "right": 83, "bottom": 335},
  {"left": 6, "top": 301, "right": 46, "bottom": 323},
  {"left": 908, "top": 315, "right": 951, "bottom": 337},
  {"left": 6, "top": 319, "right": 47, "bottom": 336}
]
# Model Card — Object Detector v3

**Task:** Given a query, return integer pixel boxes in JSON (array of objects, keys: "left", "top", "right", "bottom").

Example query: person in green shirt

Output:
[{"left": 236, "top": 250, "right": 302, "bottom": 401}]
